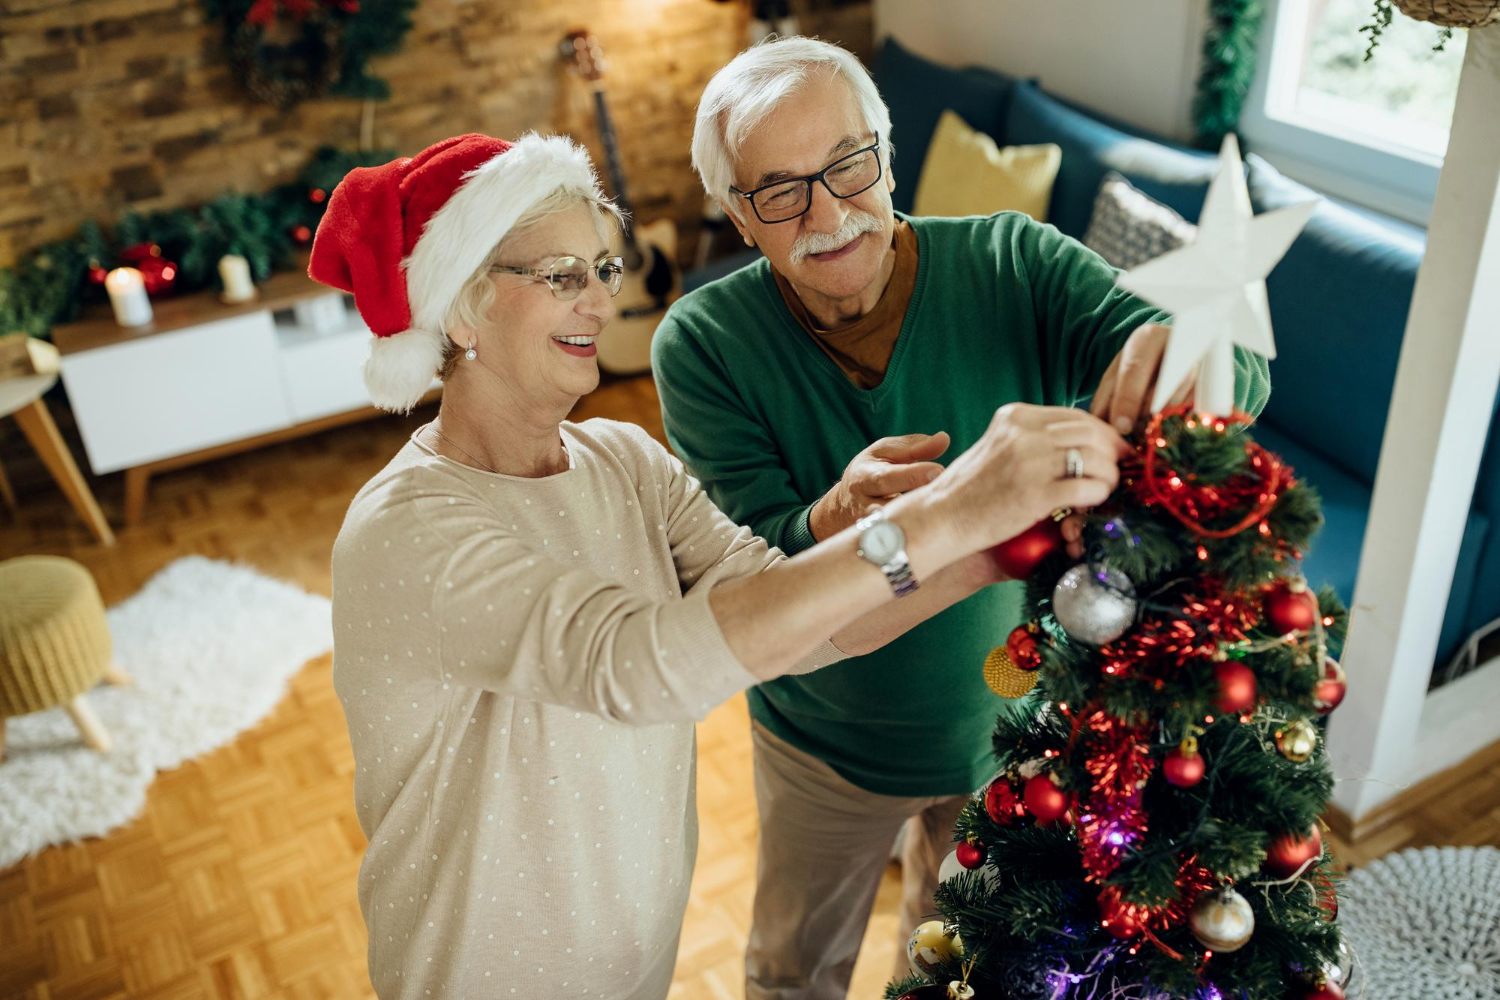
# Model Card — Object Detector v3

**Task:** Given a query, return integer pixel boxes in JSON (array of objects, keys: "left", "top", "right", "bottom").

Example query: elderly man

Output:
[{"left": 652, "top": 36, "right": 1269, "bottom": 1000}]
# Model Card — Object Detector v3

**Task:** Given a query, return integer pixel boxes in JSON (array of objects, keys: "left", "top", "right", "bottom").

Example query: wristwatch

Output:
[{"left": 855, "top": 508, "right": 919, "bottom": 598}]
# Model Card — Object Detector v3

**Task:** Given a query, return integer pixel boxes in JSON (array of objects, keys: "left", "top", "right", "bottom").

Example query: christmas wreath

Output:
[{"left": 202, "top": 0, "right": 417, "bottom": 109}]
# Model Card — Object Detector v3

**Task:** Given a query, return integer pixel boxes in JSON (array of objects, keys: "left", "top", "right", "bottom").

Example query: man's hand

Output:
[
  {"left": 809, "top": 432, "right": 951, "bottom": 541},
  {"left": 1090, "top": 322, "right": 1195, "bottom": 435}
]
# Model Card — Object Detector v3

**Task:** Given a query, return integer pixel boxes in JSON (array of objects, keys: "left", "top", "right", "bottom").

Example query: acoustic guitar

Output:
[{"left": 562, "top": 30, "right": 681, "bottom": 376}]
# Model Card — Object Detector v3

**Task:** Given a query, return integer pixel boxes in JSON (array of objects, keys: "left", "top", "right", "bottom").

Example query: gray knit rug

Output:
[{"left": 1342, "top": 845, "right": 1500, "bottom": 1000}]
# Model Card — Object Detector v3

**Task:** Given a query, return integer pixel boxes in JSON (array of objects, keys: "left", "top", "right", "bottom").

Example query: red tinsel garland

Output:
[
  {"left": 1098, "top": 585, "right": 1260, "bottom": 680},
  {"left": 1134, "top": 406, "right": 1290, "bottom": 539},
  {"left": 1075, "top": 708, "right": 1154, "bottom": 882}
]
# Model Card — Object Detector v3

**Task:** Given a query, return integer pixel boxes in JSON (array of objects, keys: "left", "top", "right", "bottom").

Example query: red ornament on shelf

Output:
[
  {"left": 984, "top": 777, "right": 1027, "bottom": 824},
  {"left": 118, "top": 243, "right": 178, "bottom": 296},
  {"left": 1096, "top": 884, "right": 1145, "bottom": 939},
  {"left": 1213, "top": 661, "right": 1258, "bottom": 714},
  {"left": 291, "top": 224, "right": 314, "bottom": 245},
  {"left": 1312, "top": 658, "right": 1347, "bottom": 715},
  {"left": 1264, "top": 824, "right": 1323, "bottom": 878},
  {"left": 955, "top": 840, "right": 984, "bottom": 869},
  {"left": 1265, "top": 578, "right": 1318, "bottom": 635},
  {"left": 1006, "top": 623, "right": 1043, "bottom": 672},
  {"left": 1299, "top": 983, "right": 1345, "bottom": 1000},
  {"left": 1163, "top": 738, "right": 1205, "bottom": 787},
  {"left": 990, "top": 517, "right": 1063, "bottom": 579},
  {"left": 1023, "top": 773, "right": 1069, "bottom": 825}
]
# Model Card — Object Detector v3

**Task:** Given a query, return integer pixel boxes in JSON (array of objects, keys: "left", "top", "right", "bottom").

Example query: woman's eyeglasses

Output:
[
  {"left": 490, "top": 253, "right": 625, "bottom": 300},
  {"left": 729, "top": 142, "right": 883, "bottom": 224}
]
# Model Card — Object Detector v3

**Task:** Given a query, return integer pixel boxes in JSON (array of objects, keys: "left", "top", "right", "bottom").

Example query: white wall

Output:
[{"left": 872, "top": 0, "right": 1209, "bottom": 142}]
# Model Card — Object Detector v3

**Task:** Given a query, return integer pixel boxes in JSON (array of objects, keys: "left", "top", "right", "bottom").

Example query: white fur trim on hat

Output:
[
  {"left": 364, "top": 326, "right": 447, "bottom": 413},
  {"left": 402, "top": 133, "right": 604, "bottom": 339}
]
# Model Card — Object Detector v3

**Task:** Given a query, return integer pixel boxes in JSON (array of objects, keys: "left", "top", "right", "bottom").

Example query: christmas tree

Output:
[
  {"left": 888, "top": 137, "right": 1351, "bottom": 1000},
  {"left": 889, "top": 406, "right": 1351, "bottom": 1000}
]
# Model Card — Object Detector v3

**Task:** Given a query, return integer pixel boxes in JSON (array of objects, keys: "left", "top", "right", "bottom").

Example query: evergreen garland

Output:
[
  {"left": 0, "top": 146, "right": 391, "bottom": 340},
  {"left": 1192, "top": 0, "right": 1266, "bottom": 151}
]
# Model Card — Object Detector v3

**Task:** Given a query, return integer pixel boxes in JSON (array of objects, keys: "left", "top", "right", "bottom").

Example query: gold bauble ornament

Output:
[
  {"left": 1189, "top": 886, "right": 1256, "bottom": 952},
  {"left": 907, "top": 919, "right": 964, "bottom": 978},
  {"left": 1276, "top": 718, "right": 1319, "bottom": 762},
  {"left": 983, "top": 646, "right": 1038, "bottom": 698}
]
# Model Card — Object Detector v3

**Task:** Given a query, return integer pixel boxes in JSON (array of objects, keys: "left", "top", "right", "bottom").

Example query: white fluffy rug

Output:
[{"left": 0, "top": 556, "right": 332, "bottom": 869}]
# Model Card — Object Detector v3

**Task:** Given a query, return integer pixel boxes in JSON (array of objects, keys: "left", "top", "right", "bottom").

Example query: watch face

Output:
[{"left": 861, "top": 519, "right": 904, "bottom": 564}]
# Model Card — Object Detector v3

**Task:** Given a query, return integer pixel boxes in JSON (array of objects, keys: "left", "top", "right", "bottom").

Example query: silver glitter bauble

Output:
[
  {"left": 1051, "top": 563, "right": 1137, "bottom": 646},
  {"left": 1189, "top": 886, "right": 1256, "bottom": 952}
]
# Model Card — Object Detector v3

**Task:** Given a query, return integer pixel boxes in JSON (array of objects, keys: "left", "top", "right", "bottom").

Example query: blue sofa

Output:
[{"left": 683, "top": 37, "right": 1500, "bottom": 670}]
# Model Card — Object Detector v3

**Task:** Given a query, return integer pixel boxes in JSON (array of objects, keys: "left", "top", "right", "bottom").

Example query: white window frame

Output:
[{"left": 1239, "top": 0, "right": 1444, "bottom": 227}]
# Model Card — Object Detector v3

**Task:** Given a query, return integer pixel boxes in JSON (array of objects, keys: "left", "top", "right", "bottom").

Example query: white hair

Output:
[{"left": 691, "top": 36, "right": 893, "bottom": 223}]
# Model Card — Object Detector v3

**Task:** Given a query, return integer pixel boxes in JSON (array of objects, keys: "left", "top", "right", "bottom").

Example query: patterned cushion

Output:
[{"left": 1082, "top": 171, "right": 1198, "bottom": 270}]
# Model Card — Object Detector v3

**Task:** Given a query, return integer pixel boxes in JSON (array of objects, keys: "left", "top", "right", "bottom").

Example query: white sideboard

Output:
[{"left": 51, "top": 266, "right": 439, "bottom": 525}]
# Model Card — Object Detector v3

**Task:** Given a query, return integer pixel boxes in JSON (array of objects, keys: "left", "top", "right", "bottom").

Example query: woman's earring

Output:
[{"left": 464, "top": 341, "right": 477, "bottom": 362}]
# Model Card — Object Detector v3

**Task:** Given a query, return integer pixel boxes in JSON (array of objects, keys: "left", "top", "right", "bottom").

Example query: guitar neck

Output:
[{"left": 591, "top": 88, "right": 636, "bottom": 233}]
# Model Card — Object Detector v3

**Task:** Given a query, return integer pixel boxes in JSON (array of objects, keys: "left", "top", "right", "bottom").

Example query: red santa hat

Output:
[{"left": 308, "top": 132, "right": 605, "bottom": 412}]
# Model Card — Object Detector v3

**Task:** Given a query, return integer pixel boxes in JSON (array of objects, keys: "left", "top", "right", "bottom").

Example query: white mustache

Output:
[{"left": 788, "top": 211, "right": 884, "bottom": 265}]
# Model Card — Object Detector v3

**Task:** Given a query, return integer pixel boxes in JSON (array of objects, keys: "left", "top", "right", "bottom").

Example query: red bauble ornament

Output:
[
  {"left": 955, "top": 840, "right": 984, "bottom": 869},
  {"left": 1023, "top": 773, "right": 1069, "bottom": 824},
  {"left": 1005, "top": 623, "right": 1043, "bottom": 671},
  {"left": 1096, "top": 884, "right": 1144, "bottom": 939},
  {"left": 990, "top": 517, "right": 1063, "bottom": 579},
  {"left": 1264, "top": 824, "right": 1323, "bottom": 878},
  {"left": 1312, "top": 658, "right": 1347, "bottom": 715},
  {"left": 1163, "top": 742, "right": 1205, "bottom": 787},
  {"left": 1265, "top": 578, "right": 1318, "bottom": 635},
  {"left": 87, "top": 264, "right": 108, "bottom": 285},
  {"left": 1299, "top": 983, "right": 1345, "bottom": 1000},
  {"left": 118, "top": 243, "right": 178, "bottom": 296},
  {"left": 1214, "top": 660, "right": 1258, "bottom": 714},
  {"left": 309, "top": 187, "right": 328, "bottom": 204},
  {"left": 984, "top": 777, "right": 1026, "bottom": 824},
  {"left": 292, "top": 224, "right": 314, "bottom": 245}
]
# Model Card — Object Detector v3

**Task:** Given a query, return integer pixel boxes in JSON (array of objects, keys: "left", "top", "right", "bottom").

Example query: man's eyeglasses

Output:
[
  {"left": 490, "top": 253, "right": 625, "bottom": 300},
  {"left": 729, "top": 142, "right": 883, "bottom": 224}
]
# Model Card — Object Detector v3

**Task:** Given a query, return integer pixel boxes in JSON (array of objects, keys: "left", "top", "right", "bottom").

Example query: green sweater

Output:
[{"left": 652, "top": 212, "right": 1270, "bottom": 797}]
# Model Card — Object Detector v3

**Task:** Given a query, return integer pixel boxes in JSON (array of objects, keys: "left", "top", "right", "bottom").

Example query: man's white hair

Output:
[{"left": 691, "top": 36, "right": 893, "bottom": 222}]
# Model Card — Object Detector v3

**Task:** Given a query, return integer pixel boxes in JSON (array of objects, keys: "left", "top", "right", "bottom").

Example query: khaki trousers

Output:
[{"left": 744, "top": 719, "right": 968, "bottom": 1000}]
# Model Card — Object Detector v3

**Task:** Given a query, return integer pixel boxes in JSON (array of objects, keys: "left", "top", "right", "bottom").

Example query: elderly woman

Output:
[{"left": 310, "top": 132, "right": 1126, "bottom": 999}]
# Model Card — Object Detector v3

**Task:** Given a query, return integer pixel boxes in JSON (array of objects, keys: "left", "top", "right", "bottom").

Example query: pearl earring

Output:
[{"left": 464, "top": 341, "right": 477, "bottom": 361}]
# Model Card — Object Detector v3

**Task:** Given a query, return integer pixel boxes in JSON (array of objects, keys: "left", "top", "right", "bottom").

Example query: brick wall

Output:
[{"left": 0, "top": 0, "right": 873, "bottom": 269}]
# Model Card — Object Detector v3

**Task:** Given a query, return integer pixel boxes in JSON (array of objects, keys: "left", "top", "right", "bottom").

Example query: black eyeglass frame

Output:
[
  {"left": 728, "top": 142, "right": 884, "bottom": 224},
  {"left": 489, "top": 253, "right": 625, "bottom": 300}
]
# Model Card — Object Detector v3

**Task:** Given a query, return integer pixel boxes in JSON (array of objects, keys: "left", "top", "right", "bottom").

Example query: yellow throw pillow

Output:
[{"left": 912, "top": 109, "right": 1062, "bottom": 221}]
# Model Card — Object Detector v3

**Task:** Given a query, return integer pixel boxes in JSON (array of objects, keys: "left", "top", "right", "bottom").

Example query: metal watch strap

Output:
[{"left": 856, "top": 509, "right": 920, "bottom": 599}]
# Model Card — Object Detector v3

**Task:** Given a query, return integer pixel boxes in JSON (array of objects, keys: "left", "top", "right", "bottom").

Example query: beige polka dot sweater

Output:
[{"left": 331, "top": 418, "right": 845, "bottom": 999}]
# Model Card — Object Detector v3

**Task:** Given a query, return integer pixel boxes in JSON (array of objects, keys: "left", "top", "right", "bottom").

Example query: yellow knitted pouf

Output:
[{"left": 0, "top": 555, "right": 127, "bottom": 758}]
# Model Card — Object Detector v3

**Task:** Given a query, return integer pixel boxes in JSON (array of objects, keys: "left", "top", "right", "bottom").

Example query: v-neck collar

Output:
[{"left": 758, "top": 213, "right": 930, "bottom": 406}]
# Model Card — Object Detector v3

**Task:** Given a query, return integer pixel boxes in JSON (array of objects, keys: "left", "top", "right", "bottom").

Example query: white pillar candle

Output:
[
  {"left": 105, "top": 267, "right": 153, "bottom": 328},
  {"left": 218, "top": 254, "right": 257, "bottom": 303}
]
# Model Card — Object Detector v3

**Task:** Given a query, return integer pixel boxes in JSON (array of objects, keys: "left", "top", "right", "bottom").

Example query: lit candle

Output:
[
  {"left": 218, "top": 254, "right": 257, "bottom": 303},
  {"left": 105, "top": 267, "right": 153, "bottom": 327}
]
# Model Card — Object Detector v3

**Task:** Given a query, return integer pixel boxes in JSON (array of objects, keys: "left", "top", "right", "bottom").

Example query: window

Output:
[{"left": 1241, "top": 0, "right": 1466, "bottom": 225}]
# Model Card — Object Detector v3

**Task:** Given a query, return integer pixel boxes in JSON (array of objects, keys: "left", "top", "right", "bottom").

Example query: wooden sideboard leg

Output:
[
  {"left": 12, "top": 398, "right": 115, "bottom": 546},
  {"left": 102, "top": 660, "right": 132, "bottom": 686},
  {"left": 0, "top": 455, "right": 15, "bottom": 517},
  {"left": 65, "top": 696, "right": 111, "bottom": 753},
  {"left": 123, "top": 467, "right": 150, "bottom": 528}
]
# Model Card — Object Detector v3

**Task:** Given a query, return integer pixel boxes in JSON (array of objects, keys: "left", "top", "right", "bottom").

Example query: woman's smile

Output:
[{"left": 553, "top": 333, "right": 599, "bottom": 358}]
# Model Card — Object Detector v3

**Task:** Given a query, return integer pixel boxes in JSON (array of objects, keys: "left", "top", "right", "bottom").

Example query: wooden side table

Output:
[{"left": 0, "top": 371, "right": 114, "bottom": 546}]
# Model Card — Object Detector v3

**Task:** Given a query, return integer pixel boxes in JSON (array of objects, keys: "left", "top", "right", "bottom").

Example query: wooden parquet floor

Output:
[{"left": 0, "top": 374, "right": 1495, "bottom": 999}]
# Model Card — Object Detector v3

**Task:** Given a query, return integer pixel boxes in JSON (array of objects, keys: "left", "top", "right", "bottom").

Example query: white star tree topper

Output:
[{"left": 1115, "top": 134, "right": 1316, "bottom": 417}]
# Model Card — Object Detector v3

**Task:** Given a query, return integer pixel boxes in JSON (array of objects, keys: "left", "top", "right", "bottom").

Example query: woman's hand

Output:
[{"left": 924, "top": 403, "right": 1129, "bottom": 555}]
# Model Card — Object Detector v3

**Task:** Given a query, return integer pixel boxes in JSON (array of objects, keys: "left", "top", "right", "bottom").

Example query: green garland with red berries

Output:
[
  {"left": 201, "top": 0, "right": 416, "bottom": 109},
  {"left": 0, "top": 146, "right": 391, "bottom": 341}
]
